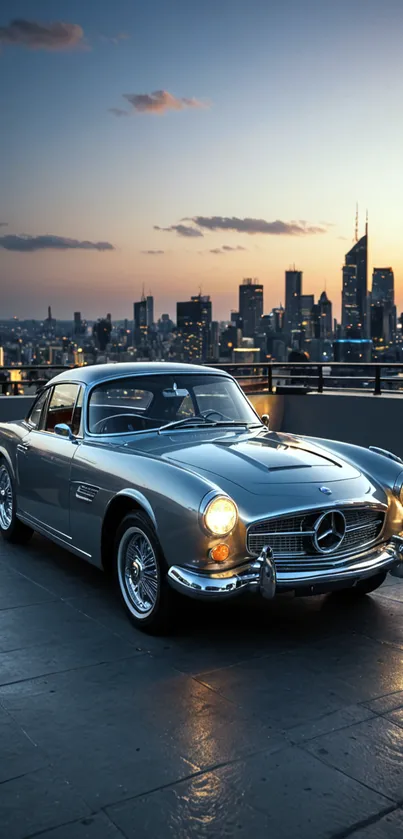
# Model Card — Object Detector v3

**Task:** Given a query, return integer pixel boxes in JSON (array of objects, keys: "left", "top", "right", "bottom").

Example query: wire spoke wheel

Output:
[
  {"left": 0, "top": 465, "right": 13, "bottom": 531},
  {"left": 117, "top": 526, "right": 160, "bottom": 619}
]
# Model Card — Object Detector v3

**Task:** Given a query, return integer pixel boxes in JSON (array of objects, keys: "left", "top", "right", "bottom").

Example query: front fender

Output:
[
  {"left": 302, "top": 435, "right": 403, "bottom": 493},
  {"left": 109, "top": 488, "right": 158, "bottom": 530}
]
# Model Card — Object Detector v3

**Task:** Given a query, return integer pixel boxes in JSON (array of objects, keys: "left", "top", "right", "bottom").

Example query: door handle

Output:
[{"left": 17, "top": 442, "right": 30, "bottom": 454}]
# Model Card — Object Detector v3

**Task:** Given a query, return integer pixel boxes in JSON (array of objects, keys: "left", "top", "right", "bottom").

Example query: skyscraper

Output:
[
  {"left": 371, "top": 267, "right": 395, "bottom": 342},
  {"left": 146, "top": 295, "right": 154, "bottom": 327},
  {"left": 300, "top": 294, "right": 314, "bottom": 339},
  {"left": 74, "top": 312, "right": 82, "bottom": 336},
  {"left": 133, "top": 299, "right": 147, "bottom": 346},
  {"left": 239, "top": 279, "right": 263, "bottom": 337},
  {"left": 176, "top": 295, "right": 212, "bottom": 361},
  {"left": 342, "top": 224, "right": 368, "bottom": 337},
  {"left": 285, "top": 269, "right": 302, "bottom": 336},
  {"left": 319, "top": 291, "right": 332, "bottom": 339}
]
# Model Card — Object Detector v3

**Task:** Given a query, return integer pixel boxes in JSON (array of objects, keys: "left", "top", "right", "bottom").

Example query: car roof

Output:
[{"left": 48, "top": 362, "right": 232, "bottom": 387}]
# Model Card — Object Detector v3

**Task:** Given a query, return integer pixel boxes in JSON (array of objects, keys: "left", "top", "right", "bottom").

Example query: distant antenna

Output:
[
  {"left": 141, "top": 283, "right": 146, "bottom": 301},
  {"left": 365, "top": 209, "right": 368, "bottom": 236},
  {"left": 355, "top": 203, "right": 359, "bottom": 243}
]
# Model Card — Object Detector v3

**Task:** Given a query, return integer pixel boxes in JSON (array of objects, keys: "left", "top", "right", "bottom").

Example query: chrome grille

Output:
[{"left": 247, "top": 507, "right": 385, "bottom": 561}]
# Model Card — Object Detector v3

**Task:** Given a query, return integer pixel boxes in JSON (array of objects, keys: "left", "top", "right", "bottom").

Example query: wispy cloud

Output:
[
  {"left": 100, "top": 32, "right": 129, "bottom": 45},
  {"left": 154, "top": 224, "right": 203, "bottom": 238},
  {"left": 0, "top": 19, "right": 85, "bottom": 51},
  {"left": 110, "top": 90, "right": 207, "bottom": 117},
  {"left": 108, "top": 107, "right": 128, "bottom": 118},
  {"left": 209, "top": 245, "right": 247, "bottom": 255},
  {"left": 0, "top": 222, "right": 8, "bottom": 227},
  {"left": 141, "top": 249, "right": 164, "bottom": 255},
  {"left": 0, "top": 234, "right": 114, "bottom": 252},
  {"left": 189, "top": 216, "right": 328, "bottom": 236}
]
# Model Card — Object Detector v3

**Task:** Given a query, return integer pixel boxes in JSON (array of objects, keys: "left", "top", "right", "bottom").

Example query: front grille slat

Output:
[{"left": 247, "top": 507, "right": 385, "bottom": 562}]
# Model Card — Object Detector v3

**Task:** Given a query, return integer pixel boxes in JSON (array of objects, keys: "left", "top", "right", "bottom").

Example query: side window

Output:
[
  {"left": 45, "top": 384, "right": 80, "bottom": 433},
  {"left": 27, "top": 390, "right": 50, "bottom": 430},
  {"left": 71, "top": 388, "right": 84, "bottom": 436}
]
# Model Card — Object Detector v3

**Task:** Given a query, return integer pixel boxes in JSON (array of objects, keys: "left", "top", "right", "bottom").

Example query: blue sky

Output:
[{"left": 1, "top": 0, "right": 403, "bottom": 321}]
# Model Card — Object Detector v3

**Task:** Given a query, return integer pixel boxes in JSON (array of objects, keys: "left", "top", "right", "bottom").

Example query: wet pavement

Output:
[{"left": 1, "top": 534, "right": 403, "bottom": 839}]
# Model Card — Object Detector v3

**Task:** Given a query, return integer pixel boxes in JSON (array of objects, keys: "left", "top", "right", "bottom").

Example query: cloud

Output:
[
  {"left": 141, "top": 249, "right": 164, "bottom": 255},
  {"left": 154, "top": 224, "right": 203, "bottom": 238},
  {"left": 0, "top": 19, "right": 84, "bottom": 51},
  {"left": 108, "top": 107, "right": 128, "bottom": 117},
  {"left": 222, "top": 245, "right": 247, "bottom": 252},
  {"left": 0, "top": 234, "right": 114, "bottom": 252},
  {"left": 188, "top": 216, "right": 327, "bottom": 236},
  {"left": 209, "top": 245, "right": 247, "bottom": 255},
  {"left": 100, "top": 32, "right": 129, "bottom": 45},
  {"left": 0, "top": 222, "right": 8, "bottom": 227},
  {"left": 110, "top": 90, "right": 207, "bottom": 116}
]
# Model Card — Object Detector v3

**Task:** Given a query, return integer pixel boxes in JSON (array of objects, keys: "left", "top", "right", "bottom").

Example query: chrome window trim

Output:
[
  {"left": 25, "top": 386, "right": 52, "bottom": 429},
  {"left": 28, "top": 381, "right": 85, "bottom": 440}
]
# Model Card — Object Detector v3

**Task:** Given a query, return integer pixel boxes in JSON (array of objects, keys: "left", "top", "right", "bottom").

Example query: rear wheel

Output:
[
  {"left": 114, "top": 511, "right": 177, "bottom": 634},
  {"left": 0, "top": 463, "right": 34, "bottom": 544}
]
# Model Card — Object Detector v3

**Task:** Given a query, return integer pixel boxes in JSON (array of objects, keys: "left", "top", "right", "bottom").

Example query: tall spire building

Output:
[{"left": 341, "top": 211, "right": 368, "bottom": 338}]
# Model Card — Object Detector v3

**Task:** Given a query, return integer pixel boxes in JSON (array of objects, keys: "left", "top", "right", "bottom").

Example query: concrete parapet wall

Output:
[
  {"left": 0, "top": 396, "right": 34, "bottom": 422},
  {"left": 282, "top": 392, "right": 403, "bottom": 459},
  {"left": 0, "top": 392, "right": 402, "bottom": 462}
]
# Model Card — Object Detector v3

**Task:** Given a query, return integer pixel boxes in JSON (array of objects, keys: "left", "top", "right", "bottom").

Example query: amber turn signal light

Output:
[{"left": 210, "top": 544, "right": 230, "bottom": 562}]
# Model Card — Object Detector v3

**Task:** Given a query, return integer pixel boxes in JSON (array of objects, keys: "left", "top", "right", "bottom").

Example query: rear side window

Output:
[
  {"left": 45, "top": 384, "right": 81, "bottom": 433},
  {"left": 27, "top": 390, "right": 50, "bottom": 430}
]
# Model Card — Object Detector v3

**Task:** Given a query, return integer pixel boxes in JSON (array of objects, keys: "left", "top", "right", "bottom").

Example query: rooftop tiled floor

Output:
[{"left": 1, "top": 533, "right": 403, "bottom": 838}]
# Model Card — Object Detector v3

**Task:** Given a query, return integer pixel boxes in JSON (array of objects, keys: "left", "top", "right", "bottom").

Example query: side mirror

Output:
[
  {"left": 54, "top": 423, "right": 77, "bottom": 443},
  {"left": 261, "top": 414, "right": 270, "bottom": 429}
]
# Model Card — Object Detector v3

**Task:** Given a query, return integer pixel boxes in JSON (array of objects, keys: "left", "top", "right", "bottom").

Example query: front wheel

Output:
[
  {"left": 114, "top": 512, "right": 177, "bottom": 634},
  {"left": 0, "top": 462, "right": 34, "bottom": 544}
]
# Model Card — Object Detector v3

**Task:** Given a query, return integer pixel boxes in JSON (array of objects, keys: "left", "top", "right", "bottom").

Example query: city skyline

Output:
[{"left": 1, "top": 0, "right": 403, "bottom": 320}]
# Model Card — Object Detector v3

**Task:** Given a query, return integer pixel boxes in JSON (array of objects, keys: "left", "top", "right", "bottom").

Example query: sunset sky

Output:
[{"left": 1, "top": 0, "right": 403, "bottom": 322}]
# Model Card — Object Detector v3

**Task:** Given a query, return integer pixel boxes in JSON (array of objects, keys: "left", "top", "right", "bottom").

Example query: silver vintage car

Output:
[{"left": 1, "top": 362, "right": 403, "bottom": 633}]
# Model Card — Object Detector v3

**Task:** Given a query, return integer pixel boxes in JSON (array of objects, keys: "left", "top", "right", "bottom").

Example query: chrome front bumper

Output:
[{"left": 167, "top": 537, "right": 403, "bottom": 602}]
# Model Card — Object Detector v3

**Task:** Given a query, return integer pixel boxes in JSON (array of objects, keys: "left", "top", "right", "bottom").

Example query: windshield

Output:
[{"left": 88, "top": 373, "right": 259, "bottom": 434}]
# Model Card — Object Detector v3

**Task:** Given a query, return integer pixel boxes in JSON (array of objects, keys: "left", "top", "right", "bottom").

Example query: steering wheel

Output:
[
  {"left": 91, "top": 413, "right": 143, "bottom": 434},
  {"left": 199, "top": 409, "right": 232, "bottom": 421}
]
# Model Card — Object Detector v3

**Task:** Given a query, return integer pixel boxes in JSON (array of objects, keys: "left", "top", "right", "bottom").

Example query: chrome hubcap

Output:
[
  {"left": 117, "top": 527, "right": 159, "bottom": 618},
  {"left": 0, "top": 466, "right": 13, "bottom": 530}
]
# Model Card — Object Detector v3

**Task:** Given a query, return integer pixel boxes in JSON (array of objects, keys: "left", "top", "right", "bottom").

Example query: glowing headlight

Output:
[{"left": 204, "top": 496, "right": 238, "bottom": 536}]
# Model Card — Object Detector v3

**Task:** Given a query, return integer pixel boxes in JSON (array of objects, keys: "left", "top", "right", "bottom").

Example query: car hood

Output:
[{"left": 124, "top": 428, "right": 364, "bottom": 495}]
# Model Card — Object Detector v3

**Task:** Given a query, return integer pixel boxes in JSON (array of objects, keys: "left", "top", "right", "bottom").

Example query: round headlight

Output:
[{"left": 204, "top": 495, "right": 238, "bottom": 536}]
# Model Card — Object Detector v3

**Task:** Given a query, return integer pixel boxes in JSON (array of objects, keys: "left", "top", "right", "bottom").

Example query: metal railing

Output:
[
  {"left": 209, "top": 362, "right": 403, "bottom": 395},
  {"left": 1, "top": 361, "right": 403, "bottom": 396},
  {"left": 0, "top": 365, "right": 75, "bottom": 395}
]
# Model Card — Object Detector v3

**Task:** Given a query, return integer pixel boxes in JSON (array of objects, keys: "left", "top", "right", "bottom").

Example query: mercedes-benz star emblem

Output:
[{"left": 313, "top": 510, "right": 346, "bottom": 554}]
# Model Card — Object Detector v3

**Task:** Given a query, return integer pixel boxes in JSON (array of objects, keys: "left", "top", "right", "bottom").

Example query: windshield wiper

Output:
[{"left": 158, "top": 417, "right": 259, "bottom": 433}]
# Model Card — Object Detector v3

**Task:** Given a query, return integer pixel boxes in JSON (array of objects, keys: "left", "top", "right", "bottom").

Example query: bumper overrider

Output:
[{"left": 167, "top": 537, "right": 403, "bottom": 601}]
